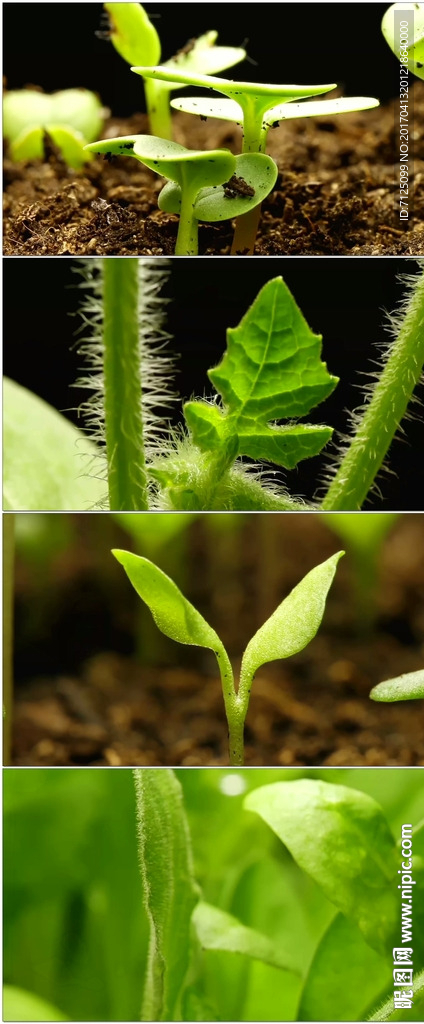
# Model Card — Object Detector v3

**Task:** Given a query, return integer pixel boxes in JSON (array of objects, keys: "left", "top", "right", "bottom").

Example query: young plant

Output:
[
  {"left": 103, "top": 2, "right": 246, "bottom": 140},
  {"left": 3, "top": 88, "right": 104, "bottom": 168},
  {"left": 382, "top": 2, "right": 424, "bottom": 79},
  {"left": 132, "top": 65, "right": 379, "bottom": 252},
  {"left": 370, "top": 668, "right": 424, "bottom": 702},
  {"left": 111, "top": 548, "right": 344, "bottom": 766},
  {"left": 4, "top": 260, "right": 424, "bottom": 512},
  {"left": 84, "top": 136, "right": 276, "bottom": 255}
]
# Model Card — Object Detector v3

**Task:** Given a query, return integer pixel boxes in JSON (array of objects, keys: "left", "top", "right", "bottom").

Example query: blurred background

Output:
[
  {"left": 4, "top": 258, "right": 424, "bottom": 509},
  {"left": 5, "top": 511, "right": 424, "bottom": 766},
  {"left": 3, "top": 3, "right": 400, "bottom": 109},
  {"left": 3, "top": 766, "right": 424, "bottom": 1022}
]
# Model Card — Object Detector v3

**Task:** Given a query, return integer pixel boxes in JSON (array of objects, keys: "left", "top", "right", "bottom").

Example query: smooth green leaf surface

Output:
[
  {"left": 163, "top": 31, "right": 245, "bottom": 82},
  {"left": 3, "top": 88, "right": 103, "bottom": 143},
  {"left": 133, "top": 770, "right": 199, "bottom": 1021},
  {"left": 171, "top": 94, "right": 380, "bottom": 124},
  {"left": 244, "top": 779, "right": 398, "bottom": 956},
  {"left": 112, "top": 550, "right": 224, "bottom": 654},
  {"left": 323, "top": 512, "right": 398, "bottom": 552},
  {"left": 159, "top": 153, "right": 277, "bottom": 220},
  {"left": 298, "top": 913, "right": 391, "bottom": 1021},
  {"left": 239, "top": 552, "right": 343, "bottom": 691},
  {"left": 184, "top": 277, "right": 338, "bottom": 469},
  {"left": 192, "top": 902, "right": 299, "bottom": 974},
  {"left": 3, "top": 378, "right": 105, "bottom": 511},
  {"left": 85, "top": 135, "right": 236, "bottom": 191},
  {"left": 131, "top": 66, "right": 336, "bottom": 107},
  {"left": 3, "top": 986, "right": 68, "bottom": 1022},
  {"left": 370, "top": 669, "right": 424, "bottom": 702},
  {"left": 382, "top": 3, "right": 424, "bottom": 80},
  {"left": 105, "top": 3, "right": 161, "bottom": 67}
]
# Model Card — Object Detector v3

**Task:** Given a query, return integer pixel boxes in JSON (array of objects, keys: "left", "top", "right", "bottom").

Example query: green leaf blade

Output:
[
  {"left": 185, "top": 277, "right": 338, "bottom": 469},
  {"left": 104, "top": 3, "right": 161, "bottom": 67},
  {"left": 133, "top": 769, "right": 199, "bottom": 1021},
  {"left": 239, "top": 551, "right": 343, "bottom": 688},
  {"left": 244, "top": 778, "right": 398, "bottom": 956},
  {"left": 370, "top": 669, "right": 424, "bottom": 702},
  {"left": 192, "top": 901, "right": 300, "bottom": 974},
  {"left": 112, "top": 549, "right": 223, "bottom": 653}
]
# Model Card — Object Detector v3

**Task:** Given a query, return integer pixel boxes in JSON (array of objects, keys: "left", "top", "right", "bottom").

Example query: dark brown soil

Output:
[
  {"left": 11, "top": 515, "right": 424, "bottom": 767},
  {"left": 4, "top": 85, "right": 424, "bottom": 256}
]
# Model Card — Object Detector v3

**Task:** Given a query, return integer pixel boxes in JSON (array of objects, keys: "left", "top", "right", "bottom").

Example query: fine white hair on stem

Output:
[
  {"left": 72, "top": 257, "right": 176, "bottom": 506},
  {"left": 317, "top": 259, "right": 424, "bottom": 506}
]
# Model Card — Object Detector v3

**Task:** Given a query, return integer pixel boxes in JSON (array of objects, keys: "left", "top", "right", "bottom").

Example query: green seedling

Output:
[
  {"left": 104, "top": 2, "right": 245, "bottom": 139},
  {"left": 382, "top": 2, "right": 424, "bottom": 79},
  {"left": 370, "top": 668, "right": 424, "bottom": 702},
  {"left": 3, "top": 88, "right": 104, "bottom": 168},
  {"left": 84, "top": 136, "right": 276, "bottom": 255},
  {"left": 4, "top": 260, "right": 424, "bottom": 512},
  {"left": 111, "top": 548, "right": 344, "bottom": 766},
  {"left": 4, "top": 769, "right": 424, "bottom": 1022},
  {"left": 133, "top": 65, "right": 379, "bottom": 252}
]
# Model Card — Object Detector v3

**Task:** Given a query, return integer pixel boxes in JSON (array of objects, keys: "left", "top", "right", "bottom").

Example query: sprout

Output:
[
  {"left": 3, "top": 88, "right": 104, "bottom": 168},
  {"left": 85, "top": 135, "right": 277, "bottom": 255},
  {"left": 382, "top": 2, "right": 424, "bottom": 79}
]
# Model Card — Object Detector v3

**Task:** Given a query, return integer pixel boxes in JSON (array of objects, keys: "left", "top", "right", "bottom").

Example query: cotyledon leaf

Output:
[
  {"left": 244, "top": 779, "right": 398, "bottom": 957},
  {"left": 133, "top": 770, "right": 200, "bottom": 1022},
  {"left": 238, "top": 551, "right": 344, "bottom": 697},
  {"left": 370, "top": 669, "right": 424, "bottom": 702},
  {"left": 192, "top": 901, "right": 300, "bottom": 974},
  {"left": 111, "top": 551, "right": 234, "bottom": 696},
  {"left": 184, "top": 277, "right": 338, "bottom": 469}
]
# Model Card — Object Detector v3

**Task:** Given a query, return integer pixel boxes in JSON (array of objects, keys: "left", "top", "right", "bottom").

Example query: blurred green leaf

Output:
[{"left": 3, "top": 985, "right": 68, "bottom": 1022}]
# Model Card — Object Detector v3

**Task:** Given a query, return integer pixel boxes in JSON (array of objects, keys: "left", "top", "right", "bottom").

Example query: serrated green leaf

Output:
[
  {"left": 104, "top": 3, "right": 161, "bottom": 67},
  {"left": 192, "top": 901, "right": 299, "bottom": 974},
  {"left": 184, "top": 277, "right": 338, "bottom": 469},
  {"left": 239, "top": 552, "right": 343, "bottom": 693},
  {"left": 244, "top": 779, "right": 398, "bottom": 956},
  {"left": 3, "top": 378, "right": 104, "bottom": 511},
  {"left": 133, "top": 770, "right": 199, "bottom": 1021},
  {"left": 370, "top": 669, "right": 424, "bottom": 702}
]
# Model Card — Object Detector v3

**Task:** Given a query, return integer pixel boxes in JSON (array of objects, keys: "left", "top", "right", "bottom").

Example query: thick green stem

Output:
[
  {"left": 323, "top": 268, "right": 424, "bottom": 510},
  {"left": 214, "top": 647, "right": 245, "bottom": 765},
  {"left": 102, "top": 258, "right": 148, "bottom": 510},
  {"left": 3, "top": 513, "right": 15, "bottom": 766},
  {"left": 144, "top": 79, "right": 173, "bottom": 140},
  {"left": 228, "top": 705, "right": 246, "bottom": 767},
  {"left": 175, "top": 182, "right": 199, "bottom": 256}
]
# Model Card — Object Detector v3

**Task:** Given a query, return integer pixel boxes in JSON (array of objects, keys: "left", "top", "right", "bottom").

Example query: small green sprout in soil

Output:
[
  {"left": 370, "top": 668, "right": 424, "bottom": 702},
  {"left": 3, "top": 88, "right": 104, "bottom": 168},
  {"left": 132, "top": 65, "right": 379, "bottom": 252},
  {"left": 112, "top": 548, "right": 344, "bottom": 766},
  {"left": 4, "top": 260, "right": 424, "bottom": 512},
  {"left": 382, "top": 2, "right": 424, "bottom": 79},
  {"left": 103, "top": 1, "right": 246, "bottom": 139},
  {"left": 84, "top": 136, "right": 276, "bottom": 255}
]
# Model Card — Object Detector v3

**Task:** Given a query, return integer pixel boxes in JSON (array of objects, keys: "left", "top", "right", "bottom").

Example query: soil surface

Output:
[
  {"left": 4, "top": 84, "right": 424, "bottom": 256},
  {"left": 11, "top": 515, "right": 424, "bottom": 767}
]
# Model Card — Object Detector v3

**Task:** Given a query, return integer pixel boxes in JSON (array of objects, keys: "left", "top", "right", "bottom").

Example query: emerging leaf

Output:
[
  {"left": 85, "top": 135, "right": 236, "bottom": 192},
  {"left": 244, "top": 779, "right": 398, "bottom": 956},
  {"left": 163, "top": 31, "right": 245, "bottom": 82},
  {"left": 184, "top": 277, "right": 338, "bottom": 469},
  {"left": 192, "top": 901, "right": 299, "bottom": 974},
  {"left": 370, "top": 669, "right": 424, "bottom": 702},
  {"left": 239, "top": 551, "right": 343, "bottom": 693},
  {"left": 104, "top": 2, "right": 161, "bottom": 67}
]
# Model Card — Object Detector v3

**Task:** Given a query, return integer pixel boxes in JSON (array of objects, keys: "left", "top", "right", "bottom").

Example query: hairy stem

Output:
[
  {"left": 3, "top": 513, "right": 14, "bottom": 766},
  {"left": 368, "top": 969, "right": 424, "bottom": 1020},
  {"left": 102, "top": 258, "right": 148, "bottom": 510},
  {"left": 322, "top": 265, "right": 424, "bottom": 510}
]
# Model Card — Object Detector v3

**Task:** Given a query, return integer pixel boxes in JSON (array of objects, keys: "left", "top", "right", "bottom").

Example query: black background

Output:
[
  {"left": 3, "top": 257, "right": 423, "bottom": 509},
  {"left": 3, "top": 3, "right": 398, "bottom": 112}
]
